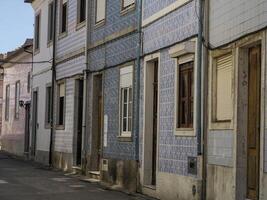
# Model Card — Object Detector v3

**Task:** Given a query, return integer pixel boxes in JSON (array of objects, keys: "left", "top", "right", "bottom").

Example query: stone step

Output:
[
  {"left": 72, "top": 166, "right": 82, "bottom": 174},
  {"left": 88, "top": 171, "right": 100, "bottom": 180}
]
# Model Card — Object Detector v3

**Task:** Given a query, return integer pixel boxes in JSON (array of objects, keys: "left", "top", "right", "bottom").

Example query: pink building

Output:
[{"left": 0, "top": 39, "right": 32, "bottom": 156}]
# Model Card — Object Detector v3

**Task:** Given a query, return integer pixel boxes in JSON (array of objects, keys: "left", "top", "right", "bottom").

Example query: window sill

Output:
[
  {"left": 34, "top": 48, "right": 40, "bottom": 56},
  {"left": 117, "top": 136, "right": 132, "bottom": 142},
  {"left": 56, "top": 125, "right": 65, "bottom": 130},
  {"left": 76, "top": 21, "right": 86, "bottom": 31},
  {"left": 174, "top": 128, "right": 195, "bottom": 137},
  {"left": 58, "top": 32, "right": 68, "bottom": 40},
  {"left": 120, "top": 4, "right": 135, "bottom": 16},
  {"left": 47, "top": 40, "right": 53, "bottom": 48},
  {"left": 94, "top": 20, "right": 105, "bottom": 29}
]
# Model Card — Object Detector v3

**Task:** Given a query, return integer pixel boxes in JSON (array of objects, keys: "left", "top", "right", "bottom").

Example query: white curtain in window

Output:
[{"left": 96, "top": 0, "right": 106, "bottom": 23}]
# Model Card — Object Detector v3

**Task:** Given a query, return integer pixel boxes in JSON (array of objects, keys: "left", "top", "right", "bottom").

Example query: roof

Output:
[
  {"left": 24, "top": 0, "right": 34, "bottom": 3},
  {"left": 0, "top": 39, "right": 33, "bottom": 64}
]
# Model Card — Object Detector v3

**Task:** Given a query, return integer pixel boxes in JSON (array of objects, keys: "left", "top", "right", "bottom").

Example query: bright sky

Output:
[{"left": 0, "top": 0, "right": 33, "bottom": 54}]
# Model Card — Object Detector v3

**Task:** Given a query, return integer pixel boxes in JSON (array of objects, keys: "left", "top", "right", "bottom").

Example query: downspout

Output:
[
  {"left": 201, "top": 0, "right": 209, "bottom": 199},
  {"left": 196, "top": 0, "right": 203, "bottom": 156},
  {"left": 134, "top": 0, "right": 142, "bottom": 162},
  {"left": 82, "top": 0, "right": 91, "bottom": 172},
  {"left": 49, "top": 0, "right": 58, "bottom": 166}
]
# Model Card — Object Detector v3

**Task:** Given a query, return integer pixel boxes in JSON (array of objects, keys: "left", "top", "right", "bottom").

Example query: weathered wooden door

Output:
[
  {"left": 76, "top": 80, "right": 84, "bottom": 166},
  {"left": 152, "top": 61, "right": 158, "bottom": 186},
  {"left": 247, "top": 46, "right": 261, "bottom": 200},
  {"left": 24, "top": 103, "right": 31, "bottom": 155},
  {"left": 97, "top": 90, "right": 103, "bottom": 170},
  {"left": 31, "top": 91, "right": 38, "bottom": 157}
]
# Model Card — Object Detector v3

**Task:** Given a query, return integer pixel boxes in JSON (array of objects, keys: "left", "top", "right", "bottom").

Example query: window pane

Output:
[
  {"left": 59, "top": 97, "right": 64, "bottom": 125},
  {"left": 35, "top": 15, "right": 40, "bottom": 49},
  {"left": 96, "top": 0, "right": 106, "bottom": 23},
  {"left": 123, "top": 118, "right": 127, "bottom": 132},
  {"left": 61, "top": 3, "right": 67, "bottom": 33},
  {"left": 80, "top": 0, "right": 86, "bottom": 22},
  {"left": 48, "top": 2, "right": 54, "bottom": 41}
]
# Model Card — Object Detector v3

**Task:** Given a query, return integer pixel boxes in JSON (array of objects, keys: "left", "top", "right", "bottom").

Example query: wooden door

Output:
[
  {"left": 76, "top": 80, "right": 84, "bottom": 166},
  {"left": 247, "top": 46, "right": 261, "bottom": 200},
  {"left": 24, "top": 104, "right": 30, "bottom": 154},
  {"left": 152, "top": 61, "right": 158, "bottom": 185},
  {"left": 31, "top": 91, "right": 38, "bottom": 157}
]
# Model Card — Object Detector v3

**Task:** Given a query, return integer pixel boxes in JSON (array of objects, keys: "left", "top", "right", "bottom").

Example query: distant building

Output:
[{"left": 0, "top": 39, "right": 32, "bottom": 157}]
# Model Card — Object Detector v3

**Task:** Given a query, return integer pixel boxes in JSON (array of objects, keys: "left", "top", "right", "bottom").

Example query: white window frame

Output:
[
  {"left": 121, "top": 0, "right": 135, "bottom": 13},
  {"left": 34, "top": 12, "right": 41, "bottom": 52},
  {"left": 47, "top": 0, "right": 54, "bottom": 44},
  {"left": 59, "top": 0, "right": 68, "bottom": 36},
  {"left": 119, "top": 65, "right": 133, "bottom": 138},
  {"left": 209, "top": 51, "right": 235, "bottom": 130},
  {"left": 77, "top": 0, "right": 86, "bottom": 25}
]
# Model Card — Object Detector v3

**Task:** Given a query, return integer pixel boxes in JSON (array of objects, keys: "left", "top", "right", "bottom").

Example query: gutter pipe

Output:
[{"left": 49, "top": 0, "right": 58, "bottom": 166}]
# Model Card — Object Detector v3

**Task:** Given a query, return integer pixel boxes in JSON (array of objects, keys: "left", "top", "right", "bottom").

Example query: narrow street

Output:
[{"left": 0, "top": 152, "right": 147, "bottom": 200}]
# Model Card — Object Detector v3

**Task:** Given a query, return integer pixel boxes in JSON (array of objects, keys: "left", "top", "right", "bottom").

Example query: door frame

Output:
[
  {"left": 73, "top": 77, "right": 84, "bottom": 166},
  {"left": 142, "top": 53, "right": 160, "bottom": 187},
  {"left": 31, "top": 88, "right": 39, "bottom": 158},
  {"left": 236, "top": 35, "right": 265, "bottom": 200}
]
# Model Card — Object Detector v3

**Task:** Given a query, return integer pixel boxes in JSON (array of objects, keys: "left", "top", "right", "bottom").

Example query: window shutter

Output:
[
  {"left": 96, "top": 0, "right": 106, "bottom": 23},
  {"left": 59, "top": 83, "right": 65, "bottom": 97},
  {"left": 216, "top": 54, "right": 232, "bottom": 121}
]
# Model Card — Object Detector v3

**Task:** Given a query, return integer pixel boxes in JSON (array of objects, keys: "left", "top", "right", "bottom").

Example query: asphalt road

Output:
[{"left": 0, "top": 152, "right": 149, "bottom": 200}]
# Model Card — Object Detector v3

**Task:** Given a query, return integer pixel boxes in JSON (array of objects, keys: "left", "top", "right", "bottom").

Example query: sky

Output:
[{"left": 0, "top": 0, "right": 33, "bottom": 54}]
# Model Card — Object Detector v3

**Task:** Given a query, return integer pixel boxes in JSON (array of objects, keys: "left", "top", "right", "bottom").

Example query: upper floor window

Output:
[
  {"left": 95, "top": 0, "right": 106, "bottom": 24},
  {"left": 15, "top": 81, "right": 20, "bottom": 119},
  {"left": 57, "top": 81, "right": 65, "bottom": 127},
  {"left": 47, "top": 1, "right": 54, "bottom": 43},
  {"left": 119, "top": 66, "right": 133, "bottom": 137},
  {"left": 34, "top": 13, "right": 41, "bottom": 51},
  {"left": 213, "top": 54, "right": 233, "bottom": 122},
  {"left": 121, "top": 0, "right": 135, "bottom": 10},
  {"left": 27, "top": 72, "right": 31, "bottom": 93},
  {"left": 60, "top": 0, "right": 68, "bottom": 34},
  {"left": 5, "top": 85, "right": 10, "bottom": 121},
  {"left": 77, "top": 0, "right": 86, "bottom": 24},
  {"left": 177, "top": 62, "right": 194, "bottom": 129}
]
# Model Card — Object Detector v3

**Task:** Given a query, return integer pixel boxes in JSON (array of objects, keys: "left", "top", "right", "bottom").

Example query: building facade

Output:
[
  {"left": 207, "top": 0, "right": 267, "bottom": 200},
  {"left": 0, "top": 39, "right": 32, "bottom": 157},
  {"left": 139, "top": 0, "right": 203, "bottom": 199},
  {"left": 85, "top": 0, "right": 139, "bottom": 192}
]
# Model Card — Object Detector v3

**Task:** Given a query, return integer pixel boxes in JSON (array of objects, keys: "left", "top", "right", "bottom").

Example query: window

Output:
[
  {"left": 57, "top": 82, "right": 65, "bottom": 126},
  {"left": 60, "top": 0, "right": 68, "bottom": 34},
  {"left": 27, "top": 72, "right": 31, "bottom": 93},
  {"left": 214, "top": 54, "right": 233, "bottom": 122},
  {"left": 122, "top": 0, "right": 135, "bottom": 10},
  {"left": 34, "top": 13, "right": 41, "bottom": 50},
  {"left": 95, "top": 0, "right": 106, "bottom": 24},
  {"left": 15, "top": 81, "right": 20, "bottom": 119},
  {"left": 5, "top": 85, "right": 10, "bottom": 121},
  {"left": 45, "top": 86, "right": 52, "bottom": 127},
  {"left": 77, "top": 0, "right": 86, "bottom": 24},
  {"left": 177, "top": 62, "right": 194, "bottom": 128},
  {"left": 119, "top": 66, "right": 133, "bottom": 137},
  {"left": 48, "top": 1, "right": 54, "bottom": 42}
]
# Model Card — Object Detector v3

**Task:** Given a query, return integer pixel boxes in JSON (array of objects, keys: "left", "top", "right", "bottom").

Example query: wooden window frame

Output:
[
  {"left": 56, "top": 81, "right": 66, "bottom": 129},
  {"left": 59, "top": 0, "right": 68, "bottom": 37},
  {"left": 77, "top": 0, "right": 86, "bottom": 26},
  {"left": 45, "top": 84, "right": 52, "bottom": 129},
  {"left": 34, "top": 12, "right": 41, "bottom": 53},
  {"left": 5, "top": 84, "right": 10, "bottom": 121},
  {"left": 177, "top": 62, "right": 194, "bottom": 129},
  {"left": 14, "top": 81, "right": 20, "bottom": 120},
  {"left": 47, "top": 0, "right": 55, "bottom": 44}
]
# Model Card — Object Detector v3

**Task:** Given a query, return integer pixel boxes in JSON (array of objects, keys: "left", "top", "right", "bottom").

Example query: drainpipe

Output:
[
  {"left": 196, "top": 0, "right": 203, "bottom": 156},
  {"left": 201, "top": 0, "right": 209, "bottom": 199},
  {"left": 134, "top": 0, "right": 142, "bottom": 162},
  {"left": 49, "top": 0, "right": 58, "bottom": 166},
  {"left": 82, "top": 0, "right": 91, "bottom": 172}
]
